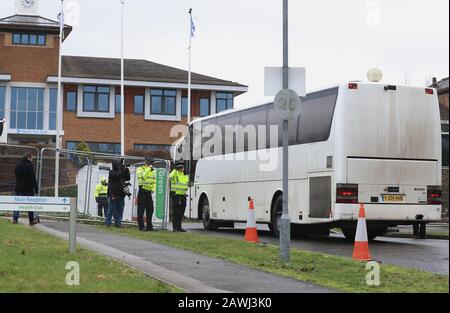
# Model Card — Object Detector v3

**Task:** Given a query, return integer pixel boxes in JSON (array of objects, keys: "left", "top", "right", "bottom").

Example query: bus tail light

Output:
[
  {"left": 348, "top": 83, "right": 358, "bottom": 90},
  {"left": 427, "top": 186, "right": 441, "bottom": 205},
  {"left": 336, "top": 184, "right": 358, "bottom": 203},
  {"left": 425, "top": 88, "right": 434, "bottom": 95}
]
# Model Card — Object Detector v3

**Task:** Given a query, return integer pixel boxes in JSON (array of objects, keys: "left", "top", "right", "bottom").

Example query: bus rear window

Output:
[{"left": 298, "top": 88, "right": 338, "bottom": 144}]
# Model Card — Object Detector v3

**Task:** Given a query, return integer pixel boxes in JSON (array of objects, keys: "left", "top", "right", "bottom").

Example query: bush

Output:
[{"left": 76, "top": 142, "right": 91, "bottom": 153}]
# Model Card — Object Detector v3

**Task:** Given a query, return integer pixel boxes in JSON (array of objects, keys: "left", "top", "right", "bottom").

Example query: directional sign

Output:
[
  {"left": 264, "top": 67, "right": 306, "bottom": 97},
  {"left": 0, "top": 196, "right": 72, "bottom": 213}
]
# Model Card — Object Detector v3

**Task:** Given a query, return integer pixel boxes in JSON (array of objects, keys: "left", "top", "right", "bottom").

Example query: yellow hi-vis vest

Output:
[
  {"left": 137, "top": 165, "right": 156, "bottom": 192},
  {"left": 170, "top": 170, "right": 189, "bottom": 196},
  {"left": 95, "top": 183, "right": 108, "bottom": 199}
]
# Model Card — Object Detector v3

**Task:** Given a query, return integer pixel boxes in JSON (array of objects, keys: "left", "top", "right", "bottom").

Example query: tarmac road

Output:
[{"left": 183, "top": 223, "right": 449, "bottom": 276}]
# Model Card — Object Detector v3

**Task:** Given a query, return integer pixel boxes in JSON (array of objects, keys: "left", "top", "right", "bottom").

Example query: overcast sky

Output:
[{"left": 2, "top": 0, "right": 449, "bottom": 107}]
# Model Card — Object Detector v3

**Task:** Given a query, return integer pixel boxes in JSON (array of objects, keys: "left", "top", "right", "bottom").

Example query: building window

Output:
[
  {"left": 181, "top": 97, "right": 188, "bottom": 117},
  {"left": 134, "top": 95, "right": 144, "bottom": 114},
  {"left": 135, "top": 144, "right": 171, "bottom": 153},
  {"left": 0, "top": 86, "right": 5, "bottom": 119},
  {"left": 66, "top": 91, "right": 77, "bottom": 112},
  {"left": 83, "top": 86, "right": 110, "bottom": 113},
  {"left": 12, "top": 33, "right": 46, "bottom": 46},
  {"left": 216, "top": 92, "right": 234, "bottom": 113},
  {"left": 200, "top": 98, "right": 210, "bottom": 117},
  {"left": 66, "top": 141, "right": 121, "bottom": 155},
  {"left": 115, "top": 94, "right": 121, "bottom": 113},
  {"left": 49, "top": 89, "right": 58, "bottom": 130},
  {"left": 151, "top": 89, "right": 177, "bottom": 115},
  {"left": 67, "top": 142, "right": 77, "bottom": 151},
  {"left": 10, "top": 87, "right": 44, "bottom": 130}
]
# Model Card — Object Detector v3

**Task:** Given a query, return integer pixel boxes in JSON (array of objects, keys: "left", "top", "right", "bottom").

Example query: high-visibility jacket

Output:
[
  {"left": 137, "top": 165, "right": 156, "bottom": 192},
  {"left": 95, "top": 183, "right": 108, "bottom": 199},
  {"left": 170, "top": 170, "right": 189, "bottom": 196}
]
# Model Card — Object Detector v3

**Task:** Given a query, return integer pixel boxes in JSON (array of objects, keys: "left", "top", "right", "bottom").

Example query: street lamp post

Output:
[{"left": 279, "top": 0, "right": 291, "bottom": 263}]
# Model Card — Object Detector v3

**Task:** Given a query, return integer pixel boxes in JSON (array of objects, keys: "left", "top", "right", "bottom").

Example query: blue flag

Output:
[{"left": 190, "top": 13, "right": 195, "bottom": 38}]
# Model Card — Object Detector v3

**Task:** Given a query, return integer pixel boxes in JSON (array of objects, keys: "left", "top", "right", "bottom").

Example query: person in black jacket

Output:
[
  {"left": 13, "top": 152, "right": 39, "bottom": 225},
  {"left": 105, "top": 160, "right": 130, "bottom": 228}
]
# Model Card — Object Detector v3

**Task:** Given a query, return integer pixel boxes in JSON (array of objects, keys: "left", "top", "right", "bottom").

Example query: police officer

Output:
[
  {"left": 170, "top": 162, "right": 189, "bottom": 232},
  {"left": 137, "top": 157, "right": 156, "bottom": 231},
  {"left": 95, "top": 177, "right": 108, "bottom": 217}
]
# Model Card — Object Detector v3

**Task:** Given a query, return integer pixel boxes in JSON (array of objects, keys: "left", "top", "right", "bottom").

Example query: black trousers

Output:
[
  {"left": 97, "top": 199, "right": 108, "bottom": 217},
  {"left": 138, "top": 189, "right": 154, "bottom": 230},
  {"left": 172, "top": 194, "right": 187, "bottom": 230}
]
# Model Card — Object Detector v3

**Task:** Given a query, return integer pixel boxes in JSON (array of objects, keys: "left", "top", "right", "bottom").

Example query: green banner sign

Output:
[{"left": 155, "top": 168, "right": 167, "bottom": 219}]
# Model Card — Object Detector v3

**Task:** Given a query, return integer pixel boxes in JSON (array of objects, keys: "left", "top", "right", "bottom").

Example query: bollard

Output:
[{"left": 69, "top": 198, "right": 77, "bottom": 254}]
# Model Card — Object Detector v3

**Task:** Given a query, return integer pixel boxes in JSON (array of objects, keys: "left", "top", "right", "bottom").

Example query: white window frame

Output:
[
  {"left": 77, "top": 84, "right": 115, "bottom": 119},
  {"left": 0, "top": 82, "right": 63, "bottom": 136},
  {"left": 145, "top": 88, "right": 181, "bottom": 121}
]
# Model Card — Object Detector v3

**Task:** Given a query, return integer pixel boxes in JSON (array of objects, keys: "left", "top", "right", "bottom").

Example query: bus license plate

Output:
[{"left": 383, "top": 195, "right": 404, "bottom": 202}]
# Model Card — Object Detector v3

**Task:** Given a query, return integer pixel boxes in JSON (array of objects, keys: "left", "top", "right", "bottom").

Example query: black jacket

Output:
[
  {"left": 15, "top": 159, "right": 39, "bottom": 195},
  {"left": 107, "top": 162, "right": 130, "bottom": 200}
]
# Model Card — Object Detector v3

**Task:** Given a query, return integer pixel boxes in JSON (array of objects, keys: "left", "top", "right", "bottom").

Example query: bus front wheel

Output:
[{"left": 201, "top": 197, "right": 217, "bottom": 231}]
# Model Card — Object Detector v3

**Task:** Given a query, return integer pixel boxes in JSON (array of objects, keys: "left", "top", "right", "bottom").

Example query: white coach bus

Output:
[{"left": 177, "top": 81, "right": 442, "bottom": 240}]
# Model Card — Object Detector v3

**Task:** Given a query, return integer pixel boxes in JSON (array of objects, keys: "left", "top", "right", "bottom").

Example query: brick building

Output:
[{"left": 0, "top": 3, "right": 247, "bottom": 155}]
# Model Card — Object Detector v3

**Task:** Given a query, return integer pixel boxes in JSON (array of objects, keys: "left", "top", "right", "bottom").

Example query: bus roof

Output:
[{"left": 189, "top": 82, "right": 435, "bottom": 127}]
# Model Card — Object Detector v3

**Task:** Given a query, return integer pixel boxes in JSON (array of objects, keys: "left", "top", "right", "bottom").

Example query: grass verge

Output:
[
  {"left": 0, "top": 219, "right": 180, "bottom": 293},
  {"left": 101, "top": 226, "right": 448, "bottom": 293}
]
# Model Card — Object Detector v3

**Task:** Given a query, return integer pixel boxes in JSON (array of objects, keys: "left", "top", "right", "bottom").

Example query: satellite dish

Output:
[{"left": 367, "top": 68, "right": 383, "bottom": 82}]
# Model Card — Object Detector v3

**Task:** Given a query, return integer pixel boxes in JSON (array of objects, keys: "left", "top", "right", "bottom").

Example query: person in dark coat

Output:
[
  {"left": 105, "top": 160, "right": 130, "bottom": 228},
  {"left": 13, "top": 152, "right": 39, "bottom": 225}
]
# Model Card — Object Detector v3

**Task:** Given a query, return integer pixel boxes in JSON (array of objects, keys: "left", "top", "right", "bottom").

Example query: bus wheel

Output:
[
  {"left": 201, "top": 197, "right": 217, "bottom": 231},
  {"left": 269, "top": 194, "right": 283, "bottom": 237},
  {"left": 341, "top": 227, "right": 356, "bottom": 241}
]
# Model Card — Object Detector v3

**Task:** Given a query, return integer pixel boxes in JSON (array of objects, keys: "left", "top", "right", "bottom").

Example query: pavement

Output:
[
  {"left": 31, "top": 220, "right": 335, "bottom": 293},
  {"left": 183, "top": 223, "right": 450, "bottom": 276}
]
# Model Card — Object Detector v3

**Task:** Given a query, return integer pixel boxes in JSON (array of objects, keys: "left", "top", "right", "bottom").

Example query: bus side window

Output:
[
  {"left": 267, "top": 106, "right": 283, "bottom": 148},
  {"left": 239, "top": 106, "right": 268, "bottom": 152},
  {"left": 201, "top": 118, "right": 217, "bottom": 157},
  {"left": 217, "top": 113, "right": 240, "bottom": 155}
]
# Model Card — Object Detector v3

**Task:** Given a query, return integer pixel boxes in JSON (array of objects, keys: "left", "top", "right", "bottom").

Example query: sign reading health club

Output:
[{"left": 0, "top": 196, "right": 71, "bottom": 213}]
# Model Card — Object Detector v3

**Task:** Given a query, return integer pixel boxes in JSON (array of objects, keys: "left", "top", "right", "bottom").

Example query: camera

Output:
[{"left": 122, "top": 182, "right": 132, "bottom": 199}]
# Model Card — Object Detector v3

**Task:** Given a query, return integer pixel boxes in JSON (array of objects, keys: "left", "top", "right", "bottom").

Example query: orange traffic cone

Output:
[
  {"left": 245, "top": 198, "right": 259, "bottom": 243},
  {"left": 352, "top": 204, "right": 372, "bottom": 261}
]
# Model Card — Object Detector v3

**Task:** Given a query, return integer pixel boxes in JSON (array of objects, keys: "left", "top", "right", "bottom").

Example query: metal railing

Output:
[{"left": 37, "top": 147, "right": 171, "bottom": 229}]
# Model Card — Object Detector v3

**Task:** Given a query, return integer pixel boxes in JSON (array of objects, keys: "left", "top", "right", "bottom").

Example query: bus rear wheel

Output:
[
  {"left": 201, "top": 197, "right": 217, "bottom": 231},
  {"left": 269, "top": 194, "right": 283, "bottom": 237}
]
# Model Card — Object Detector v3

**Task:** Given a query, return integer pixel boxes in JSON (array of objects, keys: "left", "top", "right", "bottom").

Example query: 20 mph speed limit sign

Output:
[{"left": 274, "top": 89, "right": 302, "bottom": 121}]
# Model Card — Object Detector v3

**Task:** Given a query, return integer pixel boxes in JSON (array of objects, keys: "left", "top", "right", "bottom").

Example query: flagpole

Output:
[
  {"left": 187, "top": 8, "right": 192, "bottom": 126},
  {"left": 120, "top": 0, "right": 125, "bottom": 156},
  {"left": 187, "top": 9, "right": 193, "bottom": 219},
  {"left": 55, "top": 0, "right": 64, "bottom": 197}
]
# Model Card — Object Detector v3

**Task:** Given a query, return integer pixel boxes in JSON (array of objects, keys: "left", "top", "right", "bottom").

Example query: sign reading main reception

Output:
[{"left": 0, "top": 196, "right": 72, "bottom": 213}]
